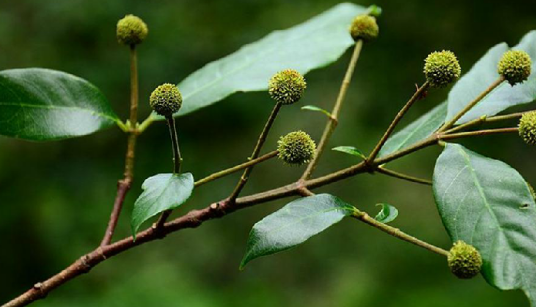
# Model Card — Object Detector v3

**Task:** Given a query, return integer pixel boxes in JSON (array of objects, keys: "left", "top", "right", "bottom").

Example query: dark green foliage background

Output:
[{"left": 0, "top": 0, "right": 535, "bottom": 306}]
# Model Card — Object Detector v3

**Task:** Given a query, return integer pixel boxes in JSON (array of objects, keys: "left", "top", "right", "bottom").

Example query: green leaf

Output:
[
  {"left": 378, "top": 102, "right": 447, "bottom": 158},
  {"left": 0, "top": 68, "right": 119, "bottom": 141},
  {"left": 131, "top": 173, "right": 194, "bottom": 236},
  {"left": 374, "top": 203, "right": 398, "bottom": 224},
  {"left": 447, "top": 31, "right": 536, "bottom": 124},
  {"left": 157, "top": 3, "right": 366, "bottom": 118},
  {"left": 332, "top": 146, "right": 366, "bottom": 159},
  {"left": 240, "top": 194, "right": 355, "bottom": 269},
  {"left": 433, "top": 143, "right": 536, "bottom": 305},
  {"left": 301, "top": 105, "right": 332, "bottom": 117}
]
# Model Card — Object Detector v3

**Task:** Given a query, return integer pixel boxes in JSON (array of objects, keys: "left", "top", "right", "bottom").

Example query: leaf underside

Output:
[
  {"left": 0, "top": 68, "right": 118, "bottom": 141},
  {"left": 433, "top": 143, "right": 536, "bottom": 306}
]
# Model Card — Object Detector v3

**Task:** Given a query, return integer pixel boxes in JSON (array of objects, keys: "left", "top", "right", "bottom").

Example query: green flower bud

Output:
[
  {"left": 424, "top": 51, "right": 461, "bottom": 88},
  {"left": 498, "top": 50, "right": 532, "bottom": 86},
  {"left": 519, "top": 111, "right": 536, "bottom": 145},
  {"left": 349, "top": 15, "right": 379, "bottom": 42},
  {"left": 268, "top": 69, "right": 306, "bottom": 105},
  {"left": 277, "top": 131, "right": 316, "bottom": 166},
  {"left": 447, "top": 240, "right": 482, "bottom": 279},
  {"left": 117, "top": 14, "right": 148, "bottom": 45},
  {"left": 149, "top": 83, "right": 182, "bottom": 117}
]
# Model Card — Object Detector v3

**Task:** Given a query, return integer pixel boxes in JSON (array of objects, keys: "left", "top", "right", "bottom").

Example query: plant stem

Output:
[
  {"left": 227, "top": 102, "right": 283, "bottom": 203},
  {"left": 439, "top": 127, "right": 519, "bottom": 141},
  {"left": 154, "top": 116, "right": 183, "bottom": 229},
  {"left": 100, "top": 45, "right": 139, "bottom": 247},
  {"left": 351, "top": 209, "right": 449, "bottom": 257},
  {"left": 438, "top": 76, "right": 505, "bottom": 133},
  {"left": 445, "top": 112, "right": 525, "bottom": 134},
  {"left": 166, "top": 116, "right": 182, "bottom": 174},
  {"left": 376, "top": 167, "right": 432, "bottom": 186},
  {"left": 367, "top": 81, "right": 430, "bottom": 163},
  {"left": 301, "top": 40, "right": 364, "bottom": 180},
  {"left": 195, "top": 151, "right": 278, "bottom": 187}
]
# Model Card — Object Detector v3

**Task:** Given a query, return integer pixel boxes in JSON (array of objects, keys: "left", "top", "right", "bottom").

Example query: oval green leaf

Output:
[
  {"left": 0, "top": 68, "right": 119, "bottom": 141},
  {"left": 151, "top": 3, "right": 366, "bottom": 119},
  {"left": 332, "top": 145, "right": 366, "bottom": 159},
  {"left": 447, "top": 31, "right": 536, "bottom": 124},
  {"left": 374, "top": 203, "right": 398, "bottom": 224},
  {"left": 301, "top": 105, "right": 332, "bottom": 118},
  {"left": 378, "top": 101, "right": 447, "bottom": 158},
  {"left": 240, "top": 194, "right": 355, "bottom": 269},
  {"left": 433, "top": 143, "right": 536, "bottom": 305},
  {"left": 131, "top": 173, "right": 194, "bottom": 237}
]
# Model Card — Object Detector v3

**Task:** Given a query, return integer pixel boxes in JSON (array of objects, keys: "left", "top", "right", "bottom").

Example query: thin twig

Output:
[
  {"left": 351, "top": 209, "right": 450, "bottom": 257},
  {"left": 228, "top": 102, "right": 283, "bottom": 203},
  {"left": 445, "top": 112, "right": 525, "bottom": 134},
  {"left": 301, "top": 40, "right": 364, "bottom": 180},
  {"left": 195, "top": 151, "right": 278, "bottom": 187},
  {"left": 438, "top": 76, "right": 505, "bottom": 133},
  {"left": 376, "top": 167, "right": 432, "bottom": 186},
  {"left": 367, "top": 81, "right": 430, "bottom": 163},
  {"left": 439, "top": 127, "right": 519, "bottom": 141},
  {"left": 100, "top": 45, "right": 139, "bottom": 247},
  {"left": 155, "top": 116, "right": 183, "bottom": 229}
]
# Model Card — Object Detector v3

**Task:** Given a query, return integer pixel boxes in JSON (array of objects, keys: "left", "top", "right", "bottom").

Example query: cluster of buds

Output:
[{"left": 447, "top": 241, "right": 483, "bottom": 279}]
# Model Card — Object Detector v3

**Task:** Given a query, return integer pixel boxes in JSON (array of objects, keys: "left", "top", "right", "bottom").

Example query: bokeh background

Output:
[{"left": 1, "top": 0, "right": 535, "bottom": 306}]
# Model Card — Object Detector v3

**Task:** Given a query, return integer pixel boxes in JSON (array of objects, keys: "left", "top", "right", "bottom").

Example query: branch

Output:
[
  {"left": 228, "top": 102, "right": 283, "bottom": 202},
  {"left": 367, "top": 81, "right": 430, "bottom": 162},
  {"left": 100, "top": 46, "right": 139, "bottom": 247},
  {"left": 437, "top": 76, "right": 505, "bottom": 133},
  {"left": 376, "top": 167, "right": 432, "bottom": 186},
  {"left": 439, "top": 127, "right": 519, "bottom": 141},
  {"left": 301, "top": 40, "right": 364, "bottom": 180},
  {"left": 351, "top": 209, "right": 449, "bottom": 257}
]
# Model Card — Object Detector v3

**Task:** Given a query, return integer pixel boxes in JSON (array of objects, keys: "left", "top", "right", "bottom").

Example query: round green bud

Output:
[
  {"left": 117, "top": 14, "right": 148, "bottom": 45},
  {"left": 424, "top": 50, "right": 461, "bottom": 88},
  {"left": 519, "top": 111, "right": 536, "bottom": 145},
  {"left": 268, "top": 69, "right": 306, "bottom": 105},
  {"left": 447, "top": 240, "right": 482, "bottom": 279},
  {"left": 498, "top": 50, "right": 532, "bottom": 86},
  {"left": 349, "top": 15, "right": 379, "bottom": 42},
  {"left": 149, "top": 83, "right": 182, "bottom": 117},
  {"left": 277, "top": 131, "right": 316, "bottom": 166}
]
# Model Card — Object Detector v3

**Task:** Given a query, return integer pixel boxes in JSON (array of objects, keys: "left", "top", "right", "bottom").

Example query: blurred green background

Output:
[{"left": 1, "top": 0, "right": 535, "bottom": 306}]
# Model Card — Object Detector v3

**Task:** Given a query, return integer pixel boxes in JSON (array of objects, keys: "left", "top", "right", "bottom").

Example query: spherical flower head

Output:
[
  {"left": 277, "top": 131, "right": 316, "bottom": 166},
  {"left": 447, "top": 240, "right": 482, "bottom": 279},
  {"left": 349, "top": 15, "right": 379, "bottom": 42},
  {"left": 149, "top": 83, "right": 182, "bottom": 117},
  {"left": 424, "top": 51, "right": 461, "bottom": 88},
  {"left": 268, "top": 69, "right": 306, "bottom": 105},
  {"left": 498, "top": 50, "right": 532, "bottom": 86},
  {"left": 117, "top": 14, "right": 148, "bottom": 45},
  {"left": 519, "top": 111, "right": 536, "bottom": 145}
]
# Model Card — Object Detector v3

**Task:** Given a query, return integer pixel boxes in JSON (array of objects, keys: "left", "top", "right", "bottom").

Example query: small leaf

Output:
[
  {"left": 447, "top": 31, "right": 536, "bottom": 124},
  {"left": 131, "top": 173, "right": 194, "bottom": 236},
  {"left": 151, "top": 3, "right": 366, "bottom": 119},
  {"left": 374, "top": 203, "right": 398, "bottom": 224},
  {"left": 379, "top": 102, "right": 447, "bottom": 158},
  {"left": 433, "top": 143, "right": 536, "bottom": 305},
  {"left": 332, "top": 146, "right": 366, "bottom": 159},
  {"left": 240, "top": 194, "right": 355, "bottom": 269},
  {"left": 366, "top": 4, "right": 382, "bottom": 17},
  {"left": 301, "top": 105, "right": 332, "bottom": 118},
  {"left": 0, "top": 68, "right": 119, "bottom": 141}
]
